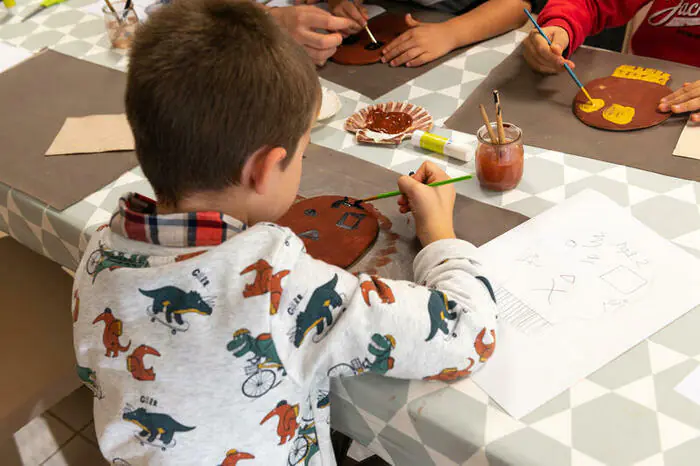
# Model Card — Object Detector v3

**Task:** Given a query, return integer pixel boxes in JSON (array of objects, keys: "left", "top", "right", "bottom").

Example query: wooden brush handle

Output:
[{"left": 479, "top": 104, "right": 498, "bottom": 143}]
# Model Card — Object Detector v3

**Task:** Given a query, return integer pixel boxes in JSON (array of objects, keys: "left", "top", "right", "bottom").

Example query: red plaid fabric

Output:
[{"left": 109, "top": 193, "right": 247, "bottom": 247}]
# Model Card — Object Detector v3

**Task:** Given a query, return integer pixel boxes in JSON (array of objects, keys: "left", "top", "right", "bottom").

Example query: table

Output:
[{"left": 2, "top": 2, "right": 700, "bottom": 465}]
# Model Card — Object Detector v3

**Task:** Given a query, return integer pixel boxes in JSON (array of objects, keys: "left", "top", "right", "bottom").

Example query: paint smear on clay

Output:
[
  {"left": 602, "top": 104, "right": 636, "bottom": 125},
  {"left": 578, "top": 98, "right": 605, "bottom": 113}
]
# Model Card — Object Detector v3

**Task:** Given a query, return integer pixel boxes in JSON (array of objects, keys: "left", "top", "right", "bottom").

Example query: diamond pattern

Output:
[{"left": 2, "top": 8, "right": 700, "bottom": 465}]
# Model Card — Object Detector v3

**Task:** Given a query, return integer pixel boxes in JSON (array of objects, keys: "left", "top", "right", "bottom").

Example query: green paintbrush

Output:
[{"left": 361, "top": 174, "right": 473, "bottom": 203}]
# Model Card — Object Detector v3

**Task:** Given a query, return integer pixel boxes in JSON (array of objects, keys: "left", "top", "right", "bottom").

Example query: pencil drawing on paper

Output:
[{"left": 600, "top": 265, "right": 648, "bottom": 295}]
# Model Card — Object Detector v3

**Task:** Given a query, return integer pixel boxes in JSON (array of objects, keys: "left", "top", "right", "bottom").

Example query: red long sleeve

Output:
[
  {"left": 537, "top": 0, "right": 652, "bottom": 57},
  {"left": 537, "top": 0, "right": 700, "bottom": 68}
]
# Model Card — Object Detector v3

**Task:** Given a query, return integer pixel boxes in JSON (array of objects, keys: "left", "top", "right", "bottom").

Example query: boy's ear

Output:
[{"left": 242, "top": 146, "right": 287, "bottom": 195}]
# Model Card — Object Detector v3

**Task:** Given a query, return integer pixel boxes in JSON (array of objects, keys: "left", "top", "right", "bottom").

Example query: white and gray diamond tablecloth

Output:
[{"left": 2, "top": 2, "right": 700, "bottom": 465}]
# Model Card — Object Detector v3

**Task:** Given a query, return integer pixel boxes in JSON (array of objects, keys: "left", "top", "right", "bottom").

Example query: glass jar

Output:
[
  {"left": 103, "top": 1, "right": 139, "bottom": 50},
  {"left": 475, "top": 123, "right": 524, "bottom": 191}
]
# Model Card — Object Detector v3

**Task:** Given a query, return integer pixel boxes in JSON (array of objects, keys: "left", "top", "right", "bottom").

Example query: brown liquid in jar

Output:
[
  {"left": 476, "top": 141, "right": 524, "bottom": 191},
  {"left": 365, "top": 110, "right": 413, "bottom": 134}
]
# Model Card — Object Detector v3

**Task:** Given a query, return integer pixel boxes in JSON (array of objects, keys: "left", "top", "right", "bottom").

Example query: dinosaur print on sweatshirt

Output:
[
  {"left": 424, "top": 358, "right": 475, "bottom": 382},
  {"left": 93, "top": 308, "right": 131, "bottom": 357},
  {"left": 425, "top": 290, "right": 458, "bottom": 342},
  {"left": 475, "top": 328, "right": 496, "bottom": 362},
  {"left": 240, "top": 259, "right": 290, "bottom": 315},
  {"left": 260, "top": 400, "right": 300, "bottom": 445},
  {"left": 294, "top": 275, "right": 343, "bottom": 348},
  {"left": 76, "top": 365, "right": 103, "bottom": 399},
  {"left": 219, "top": 449, "right": 255, "bottom": 466},
  {"left": 360, "top": 276, "right": 395, "bottom": 306},
  {"left": 139, "top": 286, "right": 213, "bottom": 326},
  {"left": 126, "top": 345, "right": 161, "bottom": 381},
  {"left": 123, "top": 406, "right": 194, "bottom": 446},
  {"left": 227, "top": 329, "right": 286, "bottom": 375}
]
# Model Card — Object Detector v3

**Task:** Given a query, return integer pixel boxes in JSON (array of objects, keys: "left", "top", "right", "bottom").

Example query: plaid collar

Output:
[{"left": 109, "top": 193, "right": 247, "bottom": 247}]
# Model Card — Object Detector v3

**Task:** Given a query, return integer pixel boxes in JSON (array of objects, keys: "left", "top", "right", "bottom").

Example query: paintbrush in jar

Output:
[
  {"left": 479, "top": 104, "right": 499, "bottom": 144},
  {"left": 493, "top": 90, "right": 506, "bottom": 144}
]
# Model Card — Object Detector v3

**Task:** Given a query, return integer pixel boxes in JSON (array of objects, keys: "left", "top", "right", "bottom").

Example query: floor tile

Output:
[
  {"left": 79, "top": 422, "right": 97, "bottom": 447},
  {"left": 0, "top": 414, "right": 73, "bottom": 465},
  {"left": 49, "top": 387, "right": 94, "bottom": 431},
  {"left": 42, "top": 435, "right": 108, "bottom": 466}
]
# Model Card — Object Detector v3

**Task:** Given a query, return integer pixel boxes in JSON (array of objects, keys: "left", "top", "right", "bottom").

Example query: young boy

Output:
[
  {"left": 310, "top": 0, "right": 544, "bottom": 67},
  {"left": 72, "top": 0, "right": 498, "bottom": 464},
  {"left": 523, "top": 0, "right": 700, "bottom": 122}
]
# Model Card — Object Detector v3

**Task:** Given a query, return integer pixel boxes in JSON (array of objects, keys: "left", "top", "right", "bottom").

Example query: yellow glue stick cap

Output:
[
  {"left": 3, "top": 0, "right": 16, "bottom": 8},
  {"left": 411, "top": 130, "right": 471, "bottom": 162}
]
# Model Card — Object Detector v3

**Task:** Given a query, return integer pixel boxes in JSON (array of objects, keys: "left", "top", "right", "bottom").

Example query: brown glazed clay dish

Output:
[
  {"left": 346, "top": 101, "right": 433, "bottom": 145},
  {"left": 332, "top": 13, "right": 409, "bottom": 66},
  {"left": 573, "top": 76, "right": 673, "bottom": 131},
  {"left": 276, "top": 195, "right": 380, "bottom": 269}
]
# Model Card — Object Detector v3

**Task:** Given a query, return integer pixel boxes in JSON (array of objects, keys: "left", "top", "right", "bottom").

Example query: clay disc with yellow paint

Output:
[{"left": 573, "top": 76, "right": 672, "bottom": 131}]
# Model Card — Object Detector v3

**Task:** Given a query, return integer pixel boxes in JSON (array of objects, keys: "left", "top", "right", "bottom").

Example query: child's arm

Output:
[
  {"left": 269, "top": 162, "right": 498, "bottom": 387},
  {"left": 382, "top": 0, "right": 532, "bottom": 68},
  {"left": 524, "top": 0, "right": 650, "bottom": 74}
]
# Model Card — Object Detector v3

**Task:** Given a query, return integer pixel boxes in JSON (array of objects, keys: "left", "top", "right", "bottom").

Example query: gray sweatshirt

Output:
[{"left": 72, "top": 198, "right": 497, "bottom": 466}]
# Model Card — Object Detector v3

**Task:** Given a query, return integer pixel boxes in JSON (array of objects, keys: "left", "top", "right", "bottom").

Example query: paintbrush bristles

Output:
[
  {"left": 493, "top": 90, "right": 506, "bottom": 144},
  {"left": 479, "top": 104, "right": 499, "bottom": 144}
]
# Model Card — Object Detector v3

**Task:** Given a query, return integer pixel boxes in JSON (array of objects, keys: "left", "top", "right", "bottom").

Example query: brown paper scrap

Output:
[
  {"left": 45, "top": 114, "right": 134, "bottom": 156},
  {"left": 673, "top": 120, "right": 700, "bottom": 161}
]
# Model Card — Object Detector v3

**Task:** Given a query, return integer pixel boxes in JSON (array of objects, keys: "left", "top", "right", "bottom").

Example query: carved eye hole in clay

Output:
[
  {"left": 337, "top": 212, "right": 366, "bottom": 230},
  {"left": 365, "top": 41, "right": 384, "bottom": 51},
  {"left": 304, "top": 209, "right": 317, "bottom": 217}
]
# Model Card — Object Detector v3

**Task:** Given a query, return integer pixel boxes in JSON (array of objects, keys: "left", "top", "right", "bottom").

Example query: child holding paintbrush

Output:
[
  {"left": 523, "top": 0, "right": 700, "bottom": 122},
  {"left": 72, "top": 1, "right": 498, "bottom": 464},
  {"left": 305, "top": 0, "right": 546, "bottom": 67}
]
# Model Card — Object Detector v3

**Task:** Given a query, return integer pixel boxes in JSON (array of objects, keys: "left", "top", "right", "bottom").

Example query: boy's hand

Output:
[
  {"left": 523, "top": 26, "right": 574, "bottom": 74},
  {"left": 381, "top": 14, "right": 457, "bottom": 68},
  {"left": 270, "top": 6, "right": 355, "bottom": 65},
  {"left": 397, "top": 161, "right": 457, "bottom": 247},
  {"left": 658, "top": 81, "right": 700, "bottom": 122},
  {"left": 328, "top": 0, "right": 368, "bottom": 34}
]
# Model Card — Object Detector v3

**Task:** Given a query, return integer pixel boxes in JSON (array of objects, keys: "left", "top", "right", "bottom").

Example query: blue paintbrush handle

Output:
[{"left": 523, "top": 9, "right": 587, "bottom": 92}]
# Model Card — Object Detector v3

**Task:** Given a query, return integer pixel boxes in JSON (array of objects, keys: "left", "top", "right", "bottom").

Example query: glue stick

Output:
[
  {"left": 2, "top": 0, "right": 16, "bottom": 10},
  {"left": 411, "top": 130, "right": 471, "bottom": 162}
]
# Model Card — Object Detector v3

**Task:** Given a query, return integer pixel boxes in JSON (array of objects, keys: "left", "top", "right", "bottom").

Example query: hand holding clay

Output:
[
  {"left": 270, "top": 6, "right": 355, "bottom": 65},
  {"left": 381, "top": 14, "right": 457, "bottom": 68},
  {"left": 397, "top": 161, "right": 456, "bottom": 247},
  {"left": 658, "top": 81, "right": 700, "bottom": 122},
  {"left": 328, "top": 0, "right": 368, "bottom": 34},
  {"left": 523, "top": 25, "right": 573, "bottom": 75}
]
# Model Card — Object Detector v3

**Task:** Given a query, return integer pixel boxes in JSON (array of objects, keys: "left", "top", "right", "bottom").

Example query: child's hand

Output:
[
  {"left": 270, "top": 6, "right": 355, "bottom": 65},
  {"left": 328, "top": 0, "right": 368, "bottom": 34},
  {"left": 397, "top": 161, "right": 457, "bottom": 247},
  {"left": 381, "top": 14, "right": 457, "bottom": 68},
  {"left": 658, "top": 81, "right": 700, "bottom": 122},
  {"left": 522, "top": 26, "right": 573, "bottom": 74}
]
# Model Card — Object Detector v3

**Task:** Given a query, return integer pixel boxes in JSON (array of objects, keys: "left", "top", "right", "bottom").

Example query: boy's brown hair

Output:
[{"left": 126, "top": 0, "right": 320, "bottom": 206}]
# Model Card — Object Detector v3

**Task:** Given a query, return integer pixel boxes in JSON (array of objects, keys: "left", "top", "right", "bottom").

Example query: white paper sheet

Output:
[
  {"left": 0, "top": 43, "right": 31, "bottom": 74},
  {"left": 675, "top": 366, "right": 700, "bottom": 406},
  {"left": 464, "top": 190, "right": 700, "bottom": 419},
  {"left": 673, "top": 120, "right": 700, "bottom": 161}
]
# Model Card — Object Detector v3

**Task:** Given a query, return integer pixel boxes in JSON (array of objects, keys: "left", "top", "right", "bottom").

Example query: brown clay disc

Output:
[
  {"left": 276, "top": 195, "right": 380, "bottom": 269},
  {"left": 573, "top": 76, "right": 673, "bottom": 131},
  {"left": 331, "top": 13, "right": 409, "bottom": 66}
]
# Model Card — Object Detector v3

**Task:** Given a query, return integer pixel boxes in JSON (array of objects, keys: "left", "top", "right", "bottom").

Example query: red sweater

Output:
[{"left": 538, "top": 0, "right": 700, "bottom": 68}]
